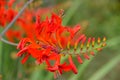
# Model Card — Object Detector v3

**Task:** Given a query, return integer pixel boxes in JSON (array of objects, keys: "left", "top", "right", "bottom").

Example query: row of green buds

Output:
[{"left": 61, "top": 36, "right": 106, "bottom": 64}]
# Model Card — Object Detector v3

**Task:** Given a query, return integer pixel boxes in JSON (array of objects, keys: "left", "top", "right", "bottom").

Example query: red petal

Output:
[
  {"left": 49, "top": 52, "right": 58, "bottom": 60},
  {"left": 16, "top": 47, "right": 28, "bottom": 57},
  {"left": 62, "top": 65, "right": 71, "bottom": 71},
  {"left": 74, "top": 34, "right": 85, "bottom": 50},
  {"left": 73, "top": 25, "right": 81, "bottom": 34},
  {"left": 21, "top": 53, "right": 30, "bottom": 64},
  {"left": 47, "top": 66, "right": 58, "bottom": 72},
  {"left": 51, "top": 13, "right": 62, "bottom": 24},
  {"left": 44, "top": 47, "right": 51, "bottom": 55},
  {"left": 88, "top": 37, "right": 91, "bottom": 43},
  {"left": 84, "top": 54, "right": 90, "bottom": 60},
  {"left": 28, "top": 48, "right": 43, "bottom": 58},
  {"left": 54, "top": 55, "right": 61, "bottom": 66},
  {"left": 68, "top": 56, "right": 78, "bottom": 74},
  {"left": 67, "top": 25, "right": 81, "bottom": 39},
  {"left": 77, "top": 55, "right": 83, "bottom": 64},
  {"left": 17, "top": 38, "right": 31, "bottom": 49},
  {"left": 17, "top": 39, "right": 24, "bottom": 49},
  {"left": 92, "top": 37, "right": 95, "bottom": 47},
  {"left": 45, "top": 59, "right": 51, "bottom": 67},
  {"left": 90, "top": 51, "right": 95, "bottom": 56},
  {"left": 59, "top": 69, "right": 63, "bottom": 74},
  {"left": 82, "top": 36, "right": 86, "bottom": 44},
  {"left": 76, "top": 34, "right": 85, "bottom": 43}
]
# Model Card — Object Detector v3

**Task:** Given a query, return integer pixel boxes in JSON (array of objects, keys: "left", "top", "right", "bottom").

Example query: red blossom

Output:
[
  {"left": 6, "top": 29, "right": 22, "bottom": 42},
  {"left": 0, "top": 1, "right": 6, "bottom": 7},
  {"left": 28, "top": 48, "right": 58, "bottom": 66},
  {"left": 16, "top": 12, "right": 106, "bottom": 75},
  {"left": 47, "top": 55, "right": 71, "bottom": 74},
  {"left": 0, "top": 0, "right": 107, "bottom": 77}
]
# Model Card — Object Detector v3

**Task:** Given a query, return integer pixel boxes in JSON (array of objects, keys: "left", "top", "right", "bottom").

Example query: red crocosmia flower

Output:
[
  {"left": 28, "top": 48, "right": 58, "bottom": 66},
  {"left": 0, "top": 6, "right": 6, "bottom": 27},
  {"left": 0, "top": 1, "right": 6, "bottom": 7},
  {"left": 6, "top": 8, "right": 17, "bottom": 22},
  {"left": 17, "top": 43, "right": 40, "bottom": 64},
  {"left": 17, "top": 12, "right": 106, "bottom": 75},
  {"left": 8, "top": 0, "right": 15, "bottom": 7},
  {"left": 0, "top": 0, "right": 17, "bottom": 27},
  {"left": 6, "top": 29, "right": 22, "bottom": 42},
  {"left": 17, "top": 38, "right": 32, "bottom": 50},
  {"left": 47, "top": 55, "right": 71, "bottom": 75},
  {"left": 17, "top": 47, "right": 29, "bottom": 64}
]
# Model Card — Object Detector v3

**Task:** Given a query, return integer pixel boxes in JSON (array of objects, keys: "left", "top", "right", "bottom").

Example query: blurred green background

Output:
[{"left": 0, "top": 0, "right": 120, "bottom": 80}]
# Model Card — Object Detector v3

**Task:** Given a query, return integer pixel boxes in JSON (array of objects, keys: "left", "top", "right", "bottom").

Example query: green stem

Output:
[{"left": 0, "top": 42, "right": 2, "bottom": 74}]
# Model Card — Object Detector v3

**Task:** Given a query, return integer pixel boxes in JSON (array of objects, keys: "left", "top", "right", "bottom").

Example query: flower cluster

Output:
[
  {"left": 0, "top": 0, "right": 17, "bottom": 27},
  {"left": 0, "top": 0, "right": 51, "bottom": 42},
  {"left": 0, "top": 0, "right": 24, "bottom": 42},
  {"left": 0, "top": 0, "right": 106, "bottom": 78},
  {"left": 17, "top": 13, "right": 106, "bottom": 75}
]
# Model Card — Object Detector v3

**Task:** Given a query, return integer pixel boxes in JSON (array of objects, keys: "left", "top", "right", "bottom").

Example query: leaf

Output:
[
  {"left": 88, "top": 53, "right": 120, "bottom": 80},
  {"left": 0, "top": 41, "right": 2, "bottom": 74},
  {"left": 63, "top": 0, "right": 87, "bottom": 25}
]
